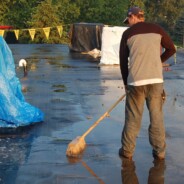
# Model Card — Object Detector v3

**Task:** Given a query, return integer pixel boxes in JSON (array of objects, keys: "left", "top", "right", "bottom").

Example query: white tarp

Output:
[{"left": 99, "top": 26, "right": 128, "bottom": 65}]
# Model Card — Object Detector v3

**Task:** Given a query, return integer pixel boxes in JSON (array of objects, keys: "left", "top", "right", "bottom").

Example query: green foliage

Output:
[
  {"left": 0, "top": 1, "right": 10, "bottom": 24},
  {"left": 28, "top": 0, "right": 61, "bottom": 43},
  {"left": 145, "top": 0, "right": 184, "bottom": 45},
  {"left": 129, "top": 0, "right": 145, "bottom": 9},
  {"left": 145, "top": 0, "right": 184, "bottom": 27},
  {"left": 75, "top": 0, "right": 129, "bottom": 26},
  {"left": 2, "top": 0, "right": 43, "bottom": 28},
  {"left": 55, "top": 0, "right": 80, "bottom": 24},
  {"left": 30, "top": 0, "right": 60, "bottom": 28},
  {"left": 173, "top": 13, "right": 184, "bottom": 47}
]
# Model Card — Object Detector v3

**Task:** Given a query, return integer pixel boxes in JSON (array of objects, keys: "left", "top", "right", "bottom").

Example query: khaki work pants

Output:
[{"left": 121, "top": 83, "right": 166, "bottom": 158}]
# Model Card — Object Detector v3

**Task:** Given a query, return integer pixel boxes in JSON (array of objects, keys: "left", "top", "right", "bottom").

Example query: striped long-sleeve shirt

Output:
[{"left": 119, "top": 22, "right": 176, "bottom": 86}]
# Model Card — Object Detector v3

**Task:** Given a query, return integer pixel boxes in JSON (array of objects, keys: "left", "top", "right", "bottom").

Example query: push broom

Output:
[{"left": 66, "top": 94, "right": 126, "bottom": 157}]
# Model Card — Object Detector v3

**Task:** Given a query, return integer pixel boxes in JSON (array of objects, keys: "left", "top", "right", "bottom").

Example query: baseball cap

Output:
[{"left": 123, "top": 7, "right": 144, "bottom": 24}]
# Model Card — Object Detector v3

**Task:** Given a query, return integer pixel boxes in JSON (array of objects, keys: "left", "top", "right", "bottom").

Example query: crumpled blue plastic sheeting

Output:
[{"left": 0, "top": 36, "right": 44, "bottom": 128}]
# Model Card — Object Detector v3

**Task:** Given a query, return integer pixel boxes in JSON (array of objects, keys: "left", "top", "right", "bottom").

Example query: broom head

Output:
[{"left": 66, "top": 136, "right": 86, "bottom": 157}]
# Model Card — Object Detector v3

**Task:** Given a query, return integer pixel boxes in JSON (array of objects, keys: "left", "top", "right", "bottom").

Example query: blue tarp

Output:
[{"left": 0, "top": 36, "right": 44, "bottom": 128}]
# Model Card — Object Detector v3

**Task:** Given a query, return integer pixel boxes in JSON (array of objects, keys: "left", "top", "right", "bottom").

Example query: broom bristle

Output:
[{"left": 66, "top": 136, "right": 86, "bottom": 157}]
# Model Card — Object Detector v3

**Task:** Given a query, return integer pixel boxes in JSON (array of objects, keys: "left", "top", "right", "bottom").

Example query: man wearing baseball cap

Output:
[
  {"left": 123, "top": 6, "right": 144, "bottom": 25},
  {"left": 119, "top": 6, "right": 176, "bottom": 160}
]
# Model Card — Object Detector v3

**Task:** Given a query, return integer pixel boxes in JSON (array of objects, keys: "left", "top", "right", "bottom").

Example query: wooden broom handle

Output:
[{"left": 81, "top": 94, "right": 126, "bottom": 139}]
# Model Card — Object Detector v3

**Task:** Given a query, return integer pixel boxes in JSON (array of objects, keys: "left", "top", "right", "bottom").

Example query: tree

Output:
[
  {"left": 55, "top": 0, "right": 80, "bottom": 24},
  {"left": 100, "top": 0, "right": 129, "bottom": 25},
  {"left": 75, "top": 0, "right": 129, "bottom": 26},
  {"left": 2, "top": 0, "right": 43, "bottom": 28},
  {"left": 0, "top": 1, "right": 10, "bottom": 25},
  {"left": 174, "top": 13, "right": 184, "bottom": 46},
  {"left": 28, "top": 0, "right": 61, "bottom": 43},
  {"left": 145, "top": 0, "right": 184, "bottom": 30},
  {"left": 129, "top": 0, "right": 145, "bottom": 9}
]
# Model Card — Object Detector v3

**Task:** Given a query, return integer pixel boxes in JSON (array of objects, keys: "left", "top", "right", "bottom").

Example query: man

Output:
[{"left": 119, "top": 7, "right": 176, "bottom": 160}]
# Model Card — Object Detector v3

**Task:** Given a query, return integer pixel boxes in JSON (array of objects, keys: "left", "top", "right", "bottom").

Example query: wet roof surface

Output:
[{"left": 0, "top": 44, "right": 184, "bottom": 184}]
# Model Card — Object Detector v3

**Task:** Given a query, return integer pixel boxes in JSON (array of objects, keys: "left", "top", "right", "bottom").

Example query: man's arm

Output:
[
  {"left": 119, "top": 34, "right": 129, "bottom": 85},
  {"left": 160, "top": 28, "right": 176, "bottom": 62}
]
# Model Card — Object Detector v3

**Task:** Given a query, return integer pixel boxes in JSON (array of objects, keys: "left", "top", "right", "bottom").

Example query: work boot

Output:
[
  {"left": 152, "top": 152, "right": 165, "bottom": 160},
  {"left": 119, "top": 147, "right": 133, "bottom": 160}
]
